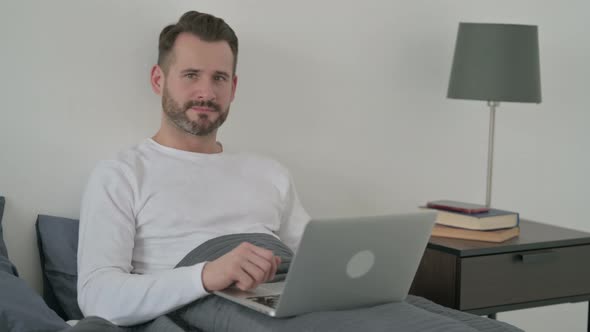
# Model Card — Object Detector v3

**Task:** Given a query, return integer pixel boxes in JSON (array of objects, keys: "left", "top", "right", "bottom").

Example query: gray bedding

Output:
[
  {"left": 0, "top": 229, "right": 523, "bottom": 331},
  {"left": 0, "top": 197, "right": 70, "bottom": 332},
  {"left": 67, "top": 233, "right": 521, "bottom": 332}
]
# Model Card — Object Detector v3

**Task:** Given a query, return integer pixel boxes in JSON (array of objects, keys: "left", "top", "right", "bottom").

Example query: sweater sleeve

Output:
[
  {"left": 277, "top": 171, "right": 310, "bottom": 253},
  {"left": 76, "top": 161, "right": 209, "bottom": 326}
]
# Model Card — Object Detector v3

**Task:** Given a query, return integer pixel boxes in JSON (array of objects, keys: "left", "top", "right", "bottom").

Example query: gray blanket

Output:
[{"left": 67, "top": 233, "right": 522, "bottom": 332}]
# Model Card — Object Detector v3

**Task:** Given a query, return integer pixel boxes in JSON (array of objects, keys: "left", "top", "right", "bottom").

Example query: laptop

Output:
[{"left": 214, "top": 212, "right": 436, "bottom": 317}]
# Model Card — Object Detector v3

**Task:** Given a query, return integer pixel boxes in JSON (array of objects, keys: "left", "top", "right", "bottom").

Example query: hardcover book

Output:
[
  {"left": 431, "top": 224, "right": 520, "bottom": 243},
  {"left": 435, "top": 208, "right": 519, "bottom": 230}
]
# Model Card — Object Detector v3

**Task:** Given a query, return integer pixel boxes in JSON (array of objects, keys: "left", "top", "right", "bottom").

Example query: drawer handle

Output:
[{"left": 517, "top": 250, "right": 556, "bottom": 264}]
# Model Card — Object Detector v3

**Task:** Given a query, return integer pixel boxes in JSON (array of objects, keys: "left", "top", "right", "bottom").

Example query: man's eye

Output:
[
  {"left": 185, "top": 73, "right": 197, "bottom": 79},
  {"left": 214, "top": 75, "right": 227, "bottom": 81}
]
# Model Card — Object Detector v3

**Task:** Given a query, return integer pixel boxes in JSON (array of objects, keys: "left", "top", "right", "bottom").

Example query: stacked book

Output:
[{"left": 425, "top": 200, "right": 520, "bottom": 243}]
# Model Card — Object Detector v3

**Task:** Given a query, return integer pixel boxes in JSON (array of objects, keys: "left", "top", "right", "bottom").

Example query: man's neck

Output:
[{"left": 153, "top": 124, "right": 222, "bottom": 154}]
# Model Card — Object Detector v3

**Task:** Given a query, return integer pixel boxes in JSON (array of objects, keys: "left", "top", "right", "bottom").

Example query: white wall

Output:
[{"left": 1, "top": 1, "right": 588, "bottom": 330}]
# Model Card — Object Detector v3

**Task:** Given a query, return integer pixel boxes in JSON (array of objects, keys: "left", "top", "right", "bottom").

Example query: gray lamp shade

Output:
[{"left": 447, "top": 23, "right": 542, "bottom": 103}]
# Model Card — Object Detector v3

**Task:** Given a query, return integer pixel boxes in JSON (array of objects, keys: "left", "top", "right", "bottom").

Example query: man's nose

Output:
[{"left": 193, "top": 79, "right": 215, "bottom": 101}]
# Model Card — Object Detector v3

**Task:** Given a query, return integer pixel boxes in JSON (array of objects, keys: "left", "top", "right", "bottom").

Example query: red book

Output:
[{"left": 426, "top": 200, "right": 490, "bottom": 214}]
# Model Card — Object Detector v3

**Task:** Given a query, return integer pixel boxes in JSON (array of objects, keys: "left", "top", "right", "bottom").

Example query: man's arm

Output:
[
  {"left": 77, "top": 161, "right": 208, "bottom": 326},
  {"left": 77, "top": 161, "right": 281, "bottom": 326}
]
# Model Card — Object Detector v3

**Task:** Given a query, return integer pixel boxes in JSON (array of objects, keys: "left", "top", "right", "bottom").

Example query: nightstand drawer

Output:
[{"left": 459, "top": 244, "right": 590, "bottom": 310}]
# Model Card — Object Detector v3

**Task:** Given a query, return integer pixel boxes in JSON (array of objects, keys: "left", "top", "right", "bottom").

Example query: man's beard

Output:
[{"left": 162, "top": 87, "right": 228, "bottom": 137}]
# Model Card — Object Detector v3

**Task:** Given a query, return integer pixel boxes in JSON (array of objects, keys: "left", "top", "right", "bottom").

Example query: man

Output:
[{"left": 77, "top": 11, "right": 310, "bottom": 326}]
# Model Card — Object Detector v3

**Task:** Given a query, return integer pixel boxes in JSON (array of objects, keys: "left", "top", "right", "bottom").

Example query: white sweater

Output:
[{"left": 77, "top": 139, "right": 310, "bottom": 326}]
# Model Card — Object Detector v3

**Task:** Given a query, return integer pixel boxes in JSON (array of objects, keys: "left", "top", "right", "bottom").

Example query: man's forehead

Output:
[{"left": 171, "top": 33, "right": 234, "bottom": 72}]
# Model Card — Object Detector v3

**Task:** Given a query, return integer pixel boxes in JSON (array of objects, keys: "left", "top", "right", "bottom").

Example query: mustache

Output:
[{"left": 183, "top": 100, "right": 221, "bottom": 113}]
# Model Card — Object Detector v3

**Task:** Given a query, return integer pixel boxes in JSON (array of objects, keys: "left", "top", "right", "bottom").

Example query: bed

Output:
[{"left": 0, "top": 200, "right": 523, "bottom": 332}]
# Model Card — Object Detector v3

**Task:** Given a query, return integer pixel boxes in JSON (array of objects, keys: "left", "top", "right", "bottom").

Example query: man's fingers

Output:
[
  {"left": 243, "top": 244, "right": 279, "bottom": 282},
  {"left": 248, "top": 244, "right": 275, "bottom": 261},
  {"left": 241, "top": 260, "right": 267, "bottom": 286},
  {"left": 233, "top": 243, "right": 283, "bottom": 284},
  {"left": 268, "top": 256, "right": 279, "bottom": 281},
  {"left": 246, "top": 253, "right": 273, "bottom": 281},
  {"left": 234, "top": 267, "right": 256, "bottom": 291}
]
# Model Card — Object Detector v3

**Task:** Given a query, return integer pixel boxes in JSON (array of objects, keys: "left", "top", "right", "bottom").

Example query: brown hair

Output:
[{"left": 158, "top": 11, "right": 238, "bottom": 74}]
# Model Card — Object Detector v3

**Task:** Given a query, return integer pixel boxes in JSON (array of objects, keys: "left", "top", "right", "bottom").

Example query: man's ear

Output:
[
  {"left": 151, "top": 65, "right": 165, "bottom": 95},
  {"left": 230, "top": 75, "right": 238, "bottom": 102}
]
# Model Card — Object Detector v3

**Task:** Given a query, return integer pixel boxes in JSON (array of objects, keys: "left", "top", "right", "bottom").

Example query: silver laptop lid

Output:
[{"left": 274, "top": 212, "right": 436, "bottom": 317}]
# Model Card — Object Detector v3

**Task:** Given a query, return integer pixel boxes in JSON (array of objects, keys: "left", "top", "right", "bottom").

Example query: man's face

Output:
[{"left": 158, "top": 33, "right": 237, "bottom": 137}]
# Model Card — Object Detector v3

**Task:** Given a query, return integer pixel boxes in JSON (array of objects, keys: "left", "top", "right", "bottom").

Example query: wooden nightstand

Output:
[{"left": 410, "top": 220, "right": 590, "bottom": 330}]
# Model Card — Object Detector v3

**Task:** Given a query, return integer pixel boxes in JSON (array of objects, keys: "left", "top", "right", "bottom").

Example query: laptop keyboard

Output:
[{"left": 247, "top": 295, "right": 281, "bottom": 309}]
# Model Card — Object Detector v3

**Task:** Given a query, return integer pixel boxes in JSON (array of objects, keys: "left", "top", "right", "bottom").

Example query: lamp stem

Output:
[{"left": 485, "top": 101, "right": 499, "bottom": 208}]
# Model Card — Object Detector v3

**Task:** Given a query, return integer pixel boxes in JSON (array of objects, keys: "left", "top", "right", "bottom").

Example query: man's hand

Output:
[{"left": 201, "top": 242, "right": 282, "bottom": 292}]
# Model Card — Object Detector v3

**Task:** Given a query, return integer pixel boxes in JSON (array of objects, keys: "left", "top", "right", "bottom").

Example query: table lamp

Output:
[{"left": 447, "top": 22, "right": 542, "bottom": 207}]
